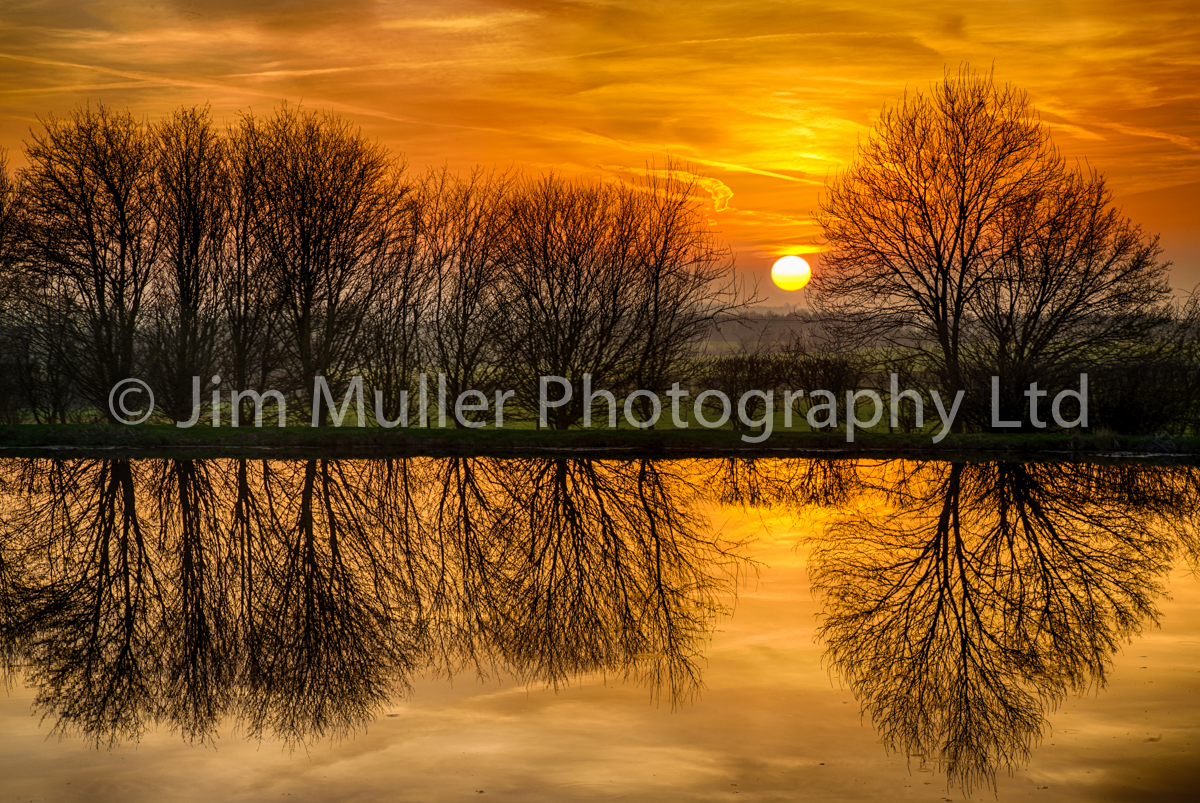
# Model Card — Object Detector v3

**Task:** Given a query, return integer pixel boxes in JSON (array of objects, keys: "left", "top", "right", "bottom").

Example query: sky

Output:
[{"left": 1, "top": 0, "right": 1198, "bottom": 304}]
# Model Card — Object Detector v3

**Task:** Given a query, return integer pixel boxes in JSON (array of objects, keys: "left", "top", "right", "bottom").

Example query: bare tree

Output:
[
  {"left": 3, "top": 459, "right": 167, "bottom": 746},
  {"left": 19, "top": 103, "right": 161, "bottom": 421},
  {"left": 0, "top": 148, "right": 24, "bottom": 422},
  {"left": 0, "top": 148, "right": 16, "bottom": 294},
  {"left": 628, "top": 163, "right": 741, "bottom": 408},
  {"left": 150, "top": 458, "right": 236, "bottom": 743},
  {"left": 242, "top": 458, "right": 420, "bottom": 743},
  {"left": 219, "top": 113, "right": 284, "bottom": 424},
  {"left": 815, "top": 67, "right": 1062, "bottom": 392},
  {"left": 418, "top": 166, "right": 512, "bottom": 425},
  {"left": 251, "top": 105, "right": 408, "bottom": 420},
  {"left": 144, "top": 106, "right": 226, "bottom": 421},
  {"left": 971, "top": 165, "right": 1172, "bottom": 423},
  {"left": 499, "top": 167, "right": 741, "bottom": 429},
  {"left": 499, "top": 174, "right": 646, "bottom": 429},
  {"left": 361, "top": 188, "right": 427, "bottom": 426},
  {"left": 2, "top": 147, "right": 85, "bottom": 424},
  {"left": 494, "top": 458, "right": 738, "bottom": 703}
]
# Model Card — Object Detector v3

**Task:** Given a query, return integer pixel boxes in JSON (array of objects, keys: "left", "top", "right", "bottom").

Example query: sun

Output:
[{"left": 771, "top": 256, "right": 811, "bottom": 291}]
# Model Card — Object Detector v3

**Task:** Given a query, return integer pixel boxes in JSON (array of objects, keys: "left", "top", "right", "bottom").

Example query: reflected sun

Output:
[{"left": 771, "top": 255, "right": 811, "bottom": 291}]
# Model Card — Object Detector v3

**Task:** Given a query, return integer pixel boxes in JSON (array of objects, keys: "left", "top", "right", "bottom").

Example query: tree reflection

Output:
[
  {"left": 0, "top": 455, "right": 741, "bottom": 746},
  {"left": 3, "top": 453, "right": 1195, "bottom": 789},
  {"left": 153, "top": 458, "right": 235, "bottom": 743},
  {"left": 695, "top": 456, "right": 865, "bottom": 510},
  {"left": 238, "top": 459, "right": 424, "bottom": 744},
  {"left": 6, "top": 459, "right": 165, "bottom": 744},
  {"left": 495, "top": 458, "right": 737, "bottom": 701},
  {"left": 808, "top": 460, "right": 1195, "bottom": 793}
]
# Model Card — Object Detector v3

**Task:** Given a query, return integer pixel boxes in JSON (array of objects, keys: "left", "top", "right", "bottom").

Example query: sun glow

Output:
[{"left": 771, "top": 256, "right": 811, "bottom": 291}]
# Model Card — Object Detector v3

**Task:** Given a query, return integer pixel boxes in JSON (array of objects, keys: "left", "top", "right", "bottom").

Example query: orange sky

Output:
[{"left": 1, "top": 0, "right": 1198, "bottom": 304}]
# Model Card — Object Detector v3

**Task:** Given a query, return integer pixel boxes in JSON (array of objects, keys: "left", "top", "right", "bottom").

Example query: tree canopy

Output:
[{"left": 815, "top": 67, "right": 1172, "bottom": 406}]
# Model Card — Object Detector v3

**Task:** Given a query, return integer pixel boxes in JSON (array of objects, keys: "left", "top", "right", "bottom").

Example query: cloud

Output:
[
  {"left": 0, "top": 0, "right": 1196, "bottom": 304},
  {"left": 600, "top": 164, "right": 734, "bottom": 211},
  {"left": 377, "top": 12, "right": 540, "bottom": 32},
  {"left": 693, "top": 175, "right": 733, "bottom": 211},
  {"left": 1099, "top": 120, "right": 1200, "bottom": 153}
]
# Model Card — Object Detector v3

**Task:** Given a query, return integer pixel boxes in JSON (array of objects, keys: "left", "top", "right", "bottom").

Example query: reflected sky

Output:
[{"left": 1, "top": 456, "right": 1199, "bottom": 800}]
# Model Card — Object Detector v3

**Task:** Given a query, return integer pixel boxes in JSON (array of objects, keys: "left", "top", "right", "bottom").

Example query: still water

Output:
[{"left": 0, "top": 457, "right": 1197, "bottom": 801}]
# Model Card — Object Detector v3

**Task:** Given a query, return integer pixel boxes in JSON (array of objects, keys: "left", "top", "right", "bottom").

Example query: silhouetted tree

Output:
[
  {"left": 251, "top": 106, "right": 409, "bottom": 419},
  {"left": 0, "top": 148, "right": 26, "bottom": 423},
  {"left": 626, "top": 163, "right": 741, "bottom": 410},
  {"left": 151, "top": 458, "right": 237, "bottom": 742},
  {"left": 0, "top": 147, "right": 16, "bottom": 295},
  {"left": 20, "top": 104, "right": 160, "bottom": 421},
  {"left": 417, "top": 167, "right": 512, "bottom": 424},
  {"left": 242, "top": 459, "right": 422, "bottom": 742},
  {"left": 144, "top": 106, "right": 226, "bottom": 420},
  {"left": 0, "top": 454, "right": 748, "bottom": 743},
  {"left": 218, "top": 115, "right": 285, "bottom": 425},
  {"left": 495, "top": 458, "right": 738, "bottom": 702},
  {"left": 498, "top": 167, "right": 741, "bottom": 429},
  {"left": 361, "top": 193, "right": 426, "bottom": 426},
  {"left": 971, "top": 165, "right": 1172, "bottom": 425},
  {"left": 498, "top": 174, "right": 645, "bottom": 428},
  {"left": 817, "top": 67, "right": 1049, "bottom": 387},
  {"left": 5, "top": 459, "right": 166, "bottom": 745}
]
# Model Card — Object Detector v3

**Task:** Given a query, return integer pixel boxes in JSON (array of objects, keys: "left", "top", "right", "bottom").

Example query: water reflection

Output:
[
  {"left": 0, "top": 457, "right": 741, "bottom": 747},
  {"left": 803, "top": 460, "right": 1200, "bottom": 793},
  {"left": 700, "top": 456, "right": 861, "bottom": 509},
  {"left": 0, "top": 455, "right": 1196, "bottom": 795}
]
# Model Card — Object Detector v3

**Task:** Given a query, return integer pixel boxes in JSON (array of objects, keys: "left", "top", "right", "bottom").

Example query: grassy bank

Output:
[{"left": 0, "top": 423, "right": 1196, "bottom": 461}]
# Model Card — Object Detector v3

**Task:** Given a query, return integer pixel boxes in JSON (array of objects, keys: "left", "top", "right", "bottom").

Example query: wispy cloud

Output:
[
  {"left": 1, "top": 0, "right": 1196, "bottom": 300},
  {"left": 377, "top": 12, "right": 539, "bottom": 32}
]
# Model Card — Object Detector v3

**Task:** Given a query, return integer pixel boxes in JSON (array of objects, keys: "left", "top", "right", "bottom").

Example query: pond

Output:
[{"left": 0, "top": 457, "right": 1197, "bottom": 801}]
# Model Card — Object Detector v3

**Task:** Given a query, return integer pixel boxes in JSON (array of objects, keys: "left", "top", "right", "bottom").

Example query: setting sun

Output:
[{"left": 771, "top": 256, "right": 812, "bottom": 291}]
